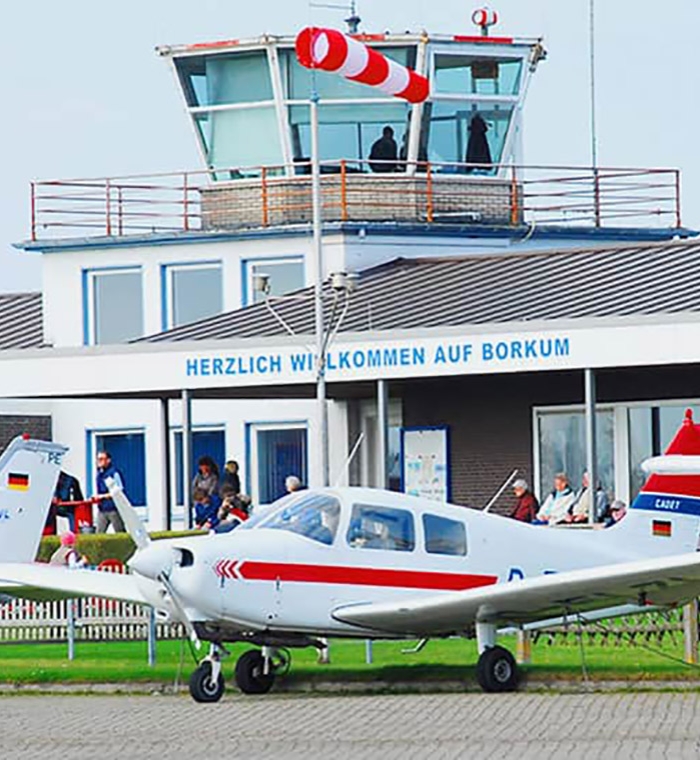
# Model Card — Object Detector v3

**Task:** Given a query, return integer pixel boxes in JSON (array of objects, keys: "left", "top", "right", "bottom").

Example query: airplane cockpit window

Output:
[
  {"left": 422, "top": 514, "right": 467, "bottom": 556},
  {"left": 262, "top": 493, "right": 341, "bottom": 545},
  {"left": 346, "top": 504, "right": 415, "bottom": 551}
]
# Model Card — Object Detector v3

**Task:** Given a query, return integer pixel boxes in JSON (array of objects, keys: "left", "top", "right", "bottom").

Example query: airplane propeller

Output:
[{"left": 106, "top": 477, "right": 201, "bottom": 649}]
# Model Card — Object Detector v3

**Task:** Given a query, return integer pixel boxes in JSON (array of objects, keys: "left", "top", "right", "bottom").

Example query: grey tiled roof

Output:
[
  {"left": 140, "top": 239, "right": 700, "bottom": 343},
  {"left": 0, "top": 293, "right": 43, "bottom": 349}
]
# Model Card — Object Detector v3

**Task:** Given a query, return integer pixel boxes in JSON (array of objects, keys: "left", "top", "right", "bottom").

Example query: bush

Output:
[{"left": 37, "top": 530, "right": 205, "bottom": 566}]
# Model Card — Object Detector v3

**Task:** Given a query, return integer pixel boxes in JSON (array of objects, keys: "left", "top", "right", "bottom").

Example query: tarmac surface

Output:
[{"left": 3, "top": 691, "right": 700, "bottom": 759}]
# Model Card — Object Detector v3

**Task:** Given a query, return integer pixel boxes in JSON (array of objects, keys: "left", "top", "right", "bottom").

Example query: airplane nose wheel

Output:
[
  {"left": 475, "top": 645, "right": 519, "bottom": 693},
  {"left": 189, "top": 660, "right": 225, "bottom": 703},
  {"left": 235, "top": 647, "right": 290, "bottom": 695}
]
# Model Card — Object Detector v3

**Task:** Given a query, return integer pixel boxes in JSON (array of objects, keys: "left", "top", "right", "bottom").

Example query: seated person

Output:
[
  {"left": 603, "top": 499, "right": 627, "bottom": 527},
  {"left": 510, "top": 479, "right": 539, "bottom": 523},
  {"left": 536, "top": 473, "right": 577, "bottom": 525},
  {"left": 193, "top": 488, "right": 221, "bottom": 530},
  {"left": 567, "top": 471, "right": 609, "bottom": 524}
]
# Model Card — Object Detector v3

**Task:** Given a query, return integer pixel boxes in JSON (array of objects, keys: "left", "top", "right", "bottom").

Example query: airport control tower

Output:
[{"left": 154, "top": 12, "right": 546, "bottom": 229}]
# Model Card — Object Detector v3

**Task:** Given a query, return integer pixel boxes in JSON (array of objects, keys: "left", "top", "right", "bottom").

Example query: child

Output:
[
  {"left": 215, "top": 494, "right": 251, "bottom": 533},
  {"left": 193, "top": 488, "right": 221, "bottom": 530},
  {"left": 49, "top": 531, "right": 87, "bottom": 568}
]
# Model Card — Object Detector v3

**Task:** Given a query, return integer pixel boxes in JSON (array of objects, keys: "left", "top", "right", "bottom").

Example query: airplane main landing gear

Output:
[
  {"left": 235, "top": 646, "right": 290, "bottom": 695},
  {"left": 189, "top": 644, "right": 226, "bottom": 703},
  {"left": 475, "top": 645, "right": 519, "bottom": 693},
  {"left": 474, "top": 620, "right": 519, "bottom": 693}
]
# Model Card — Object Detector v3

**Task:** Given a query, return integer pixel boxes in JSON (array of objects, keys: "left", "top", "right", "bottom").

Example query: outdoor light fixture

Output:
[
  {"left": 252, "top": 272, "right": 270, "bottom": 295},
  {"left": 330, "top": 271, "right": 359, "bottom": 293}
]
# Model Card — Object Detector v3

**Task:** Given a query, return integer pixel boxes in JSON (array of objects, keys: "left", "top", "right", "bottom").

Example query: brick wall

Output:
[
  {"left": 200, "top": 174, "right": 520, "bottom": 230},
  {"left": 0, "top": 415, "right": 52, "bottom": 452},
  {"left": 400, "top": 365, "right": 700, "bottom": 512}
]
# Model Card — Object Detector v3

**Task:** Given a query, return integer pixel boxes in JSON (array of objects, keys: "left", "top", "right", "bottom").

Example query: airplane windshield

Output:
[
  {"left": 260, "top": 493, "right": 341, "bottom": 545},
  {"left": 241, "top": 492, "right": 307, "bottom": 530}
]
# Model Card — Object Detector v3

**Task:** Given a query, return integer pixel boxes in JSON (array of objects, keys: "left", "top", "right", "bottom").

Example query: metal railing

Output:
[{"left": 29, "top": 161, "right": 682, "bottom": 241}]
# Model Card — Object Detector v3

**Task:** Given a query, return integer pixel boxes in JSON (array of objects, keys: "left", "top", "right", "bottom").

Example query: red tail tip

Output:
[{"left": 685, "top": 409, "right": 695, "bottom": 425}]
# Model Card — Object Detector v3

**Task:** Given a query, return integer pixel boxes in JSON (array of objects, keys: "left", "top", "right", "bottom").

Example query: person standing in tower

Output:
[{"left": 369, "top": 126, "right": 398, "bottom": 173}]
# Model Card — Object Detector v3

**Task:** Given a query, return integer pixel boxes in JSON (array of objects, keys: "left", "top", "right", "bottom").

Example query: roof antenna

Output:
[
  {"left": 310, "top": 1, "right": 361, "bottom": 33},
  {"left": 345, "top": 0, "right": 361, "bottom": 34}
]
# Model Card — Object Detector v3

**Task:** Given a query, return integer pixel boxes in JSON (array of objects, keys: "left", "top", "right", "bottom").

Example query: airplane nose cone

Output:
[{"left": 128, "top": 543, "right": 177, "bottom": 581}]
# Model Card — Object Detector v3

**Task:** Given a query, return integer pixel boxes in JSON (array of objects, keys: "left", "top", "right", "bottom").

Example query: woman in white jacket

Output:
[{"left": 536, "top": 473, "right": 577, "bottom": 525}]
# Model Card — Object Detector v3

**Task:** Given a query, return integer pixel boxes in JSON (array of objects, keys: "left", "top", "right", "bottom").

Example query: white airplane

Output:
[{"left": 3, "top": 412, "right": 700, "bottom": 702}]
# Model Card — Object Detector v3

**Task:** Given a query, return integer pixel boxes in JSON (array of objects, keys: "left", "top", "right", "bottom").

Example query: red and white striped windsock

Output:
[{"left": 295, "top": 27, "right": 429, "bottom": 104}]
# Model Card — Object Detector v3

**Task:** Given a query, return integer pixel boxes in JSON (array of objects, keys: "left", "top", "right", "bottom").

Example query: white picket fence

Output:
[{"left": 0, "top": 596, "right": 184, "bottom": 644}]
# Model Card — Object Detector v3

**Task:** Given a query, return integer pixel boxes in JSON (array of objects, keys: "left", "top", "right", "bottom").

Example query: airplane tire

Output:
[
  {"left": 235, "top": 649, "right": 275, "bottom": 695},
  {"left": 189, "top": 661, "right": 225, "bottom": 703},
  {"left": 475, "top": 646, "right": 519, "bottom": 693}
]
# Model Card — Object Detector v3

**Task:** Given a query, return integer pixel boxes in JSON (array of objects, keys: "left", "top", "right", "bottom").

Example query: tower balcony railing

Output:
[{"left": 29, "top": 161, "right": 682, "bottom": 242}]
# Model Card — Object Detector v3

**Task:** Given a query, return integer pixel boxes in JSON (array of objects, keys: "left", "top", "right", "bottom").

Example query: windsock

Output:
[{"left": 295, "top": 27, "right": 429, "bottom": 104}]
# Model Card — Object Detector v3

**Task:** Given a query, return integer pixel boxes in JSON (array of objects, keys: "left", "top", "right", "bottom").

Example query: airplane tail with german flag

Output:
[
  {"left": 0, "top": 436, "right": 68, "bottom": 562},
  {"left": 615, "top": 409, "right": 700, "bottom": 558}
]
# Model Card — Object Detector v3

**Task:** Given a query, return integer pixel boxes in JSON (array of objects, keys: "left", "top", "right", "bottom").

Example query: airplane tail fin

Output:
[
  {"left": 0, "top": 436, "right": 68, "bottom": 562},
  {"left": 623, "top": 409, "right": 700, "bottom": 555}
]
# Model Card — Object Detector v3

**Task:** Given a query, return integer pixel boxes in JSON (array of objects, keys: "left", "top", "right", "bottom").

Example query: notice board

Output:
[{"left": 400, "top": 426, "right": 450, "bottom": 502}]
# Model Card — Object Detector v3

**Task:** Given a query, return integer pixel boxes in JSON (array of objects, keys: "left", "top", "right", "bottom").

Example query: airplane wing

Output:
[
  {"left": 0, "top": 563, "right": 154, "bottom": 604},
  {"left": 331, "top": 552, "right": 700, "bottom": 635}
]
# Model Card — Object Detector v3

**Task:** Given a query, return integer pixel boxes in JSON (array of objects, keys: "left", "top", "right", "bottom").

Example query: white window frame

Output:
[
  {"left": 162, "top": 261, "right": 223, "bottom": 330},
  {"left": 248, "top": 421, "right": 308, "bottom": 506},
  {"left": 88, "top": 427, "right": 148, "bottom": 520},
  {"left": 532, "top": 397, "right": 700, "bottom": 509},
  {"left": 243, "top": 256, "right": 305, "bottom": 306},
  {"left": 84, "top": 267, "right": 143, "bottom": 346}
]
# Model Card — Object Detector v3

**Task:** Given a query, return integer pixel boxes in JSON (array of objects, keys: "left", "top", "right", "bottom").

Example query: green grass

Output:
[{"left": 0, "top": 635, "right": 699, "bottom": 687}]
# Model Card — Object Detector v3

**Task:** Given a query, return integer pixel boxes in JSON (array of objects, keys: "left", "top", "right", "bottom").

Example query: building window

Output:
[
  {"left": 84, "top": 268, "right": 143, "bottom": 345},
  {"left": 433, "top": 54, "right": 523, "bottom": 97},
  {"left": 90, "top": 430, "right": 146, "bottom": 507},
  {"left": 536, "top": 409, "right": 614, "bottom": 504},
  {"left": 249, "top": 424, "right": 308, "bottom": 505},
  {"left": 172, "top": 427, "right": 226, "bottom": 506},
  {"left": 244, "top": 258, "right": 305, "bottom": 305},
  {"left": 628, "top": 404, "right": 700, "bottom": 499},
  {"left": 163, "top": 262, "right": 223, "bottom": 329},
  {"left": 195, "top": 107, "right": 284, "bottom": 175},
  {"left": 421, "top": 102, "right": 514, "bottom": 170}
]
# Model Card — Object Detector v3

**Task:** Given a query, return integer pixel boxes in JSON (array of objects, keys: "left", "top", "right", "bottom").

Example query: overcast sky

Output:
[{"left": 2, "top": 0, "right": 698, "bottom": 292}]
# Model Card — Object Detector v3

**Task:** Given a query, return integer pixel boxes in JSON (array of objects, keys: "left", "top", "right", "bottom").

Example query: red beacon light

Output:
[
  {"left": 21, "top": 433, "right": 30, "bottom": 441},
  {"left": 472, "top": 7, "right": 499, "bottom": 36}
]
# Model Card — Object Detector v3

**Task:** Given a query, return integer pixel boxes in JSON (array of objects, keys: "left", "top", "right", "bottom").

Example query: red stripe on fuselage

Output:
[{"left": 236, "top": 561, "right": 497, "bottom": 591}]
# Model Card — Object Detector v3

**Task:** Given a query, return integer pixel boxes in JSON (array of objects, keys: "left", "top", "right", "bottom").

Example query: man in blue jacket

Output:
[{"left": 95, "top": 450, "right": 126, "bottom": 533}]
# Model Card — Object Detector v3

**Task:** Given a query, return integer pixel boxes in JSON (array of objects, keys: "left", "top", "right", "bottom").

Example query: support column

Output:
[
  {"left": 683, "top": 599, "right": 699, "bottom": 664},
  {"left": 377, "top": 379, "right": 389, "bottom": 490},
  {"left": 182, "top": 390, "right": 193, "bottom": 530},
  {"left": 516, "top": 630, "right": 532, "bottom": 665},
  {"left": 161, "top": 398, "right": 172, "bottom": 532},
  {"left": 584, "top": 369, "right": 597, "bottom": 524}
]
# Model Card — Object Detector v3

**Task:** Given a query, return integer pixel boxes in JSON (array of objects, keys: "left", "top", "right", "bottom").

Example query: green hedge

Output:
[{"left": 37, "top": 530, "right": 205, "bottom": 566}]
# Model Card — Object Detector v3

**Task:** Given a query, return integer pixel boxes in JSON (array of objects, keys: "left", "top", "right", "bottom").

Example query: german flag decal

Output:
[
  {"left": 652, "top": 520, "right": 672, "bottom": 538},
  {"left": 7, "top": 473, "right": 29, "bottom": 491}
]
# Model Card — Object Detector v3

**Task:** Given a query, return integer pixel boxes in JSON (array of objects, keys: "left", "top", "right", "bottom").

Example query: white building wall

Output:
[
  {"left": 0, "top": 394, "right": 348, "bottom": 531},
  {"left": 41, "top": 234, "right": 346, "bottom": 349}
]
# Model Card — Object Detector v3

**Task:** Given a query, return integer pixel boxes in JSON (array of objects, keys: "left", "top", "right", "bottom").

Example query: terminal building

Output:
[{"left": 0, "top": 16, "right": 696, "bottom": 529}]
